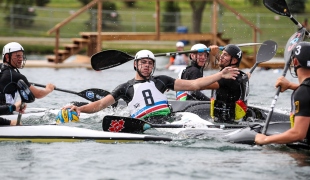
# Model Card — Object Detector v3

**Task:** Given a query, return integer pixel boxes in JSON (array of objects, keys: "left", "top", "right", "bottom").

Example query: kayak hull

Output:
[{"left": 0, "top": 125, "right": 172, "bottom": 143}]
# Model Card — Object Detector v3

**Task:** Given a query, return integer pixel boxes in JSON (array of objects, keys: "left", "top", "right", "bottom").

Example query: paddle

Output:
[
  {"left": 91, "top": 43, "right": 263, "bottom": 71},
  {"left": 262, "top": 0, "right": 307, "bottom": 134},
  {"left": 249, "top": 40, "right": 277, "bottom": 74},
  {"left": 102, "top": 115, "right": 247, "bottom": 133},
  {"left": 16, "top": 102, "right": 25, "bottom": 126},
  {"left": 30, "top": 82, "right": 110, "bottom": 102}
]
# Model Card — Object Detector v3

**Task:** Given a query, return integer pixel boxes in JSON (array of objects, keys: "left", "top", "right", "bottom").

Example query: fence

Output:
[{"left": 0, "top": 4, "right": 308, "bottom": 47}]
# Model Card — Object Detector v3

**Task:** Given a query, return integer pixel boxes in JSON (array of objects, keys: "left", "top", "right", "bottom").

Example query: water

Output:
[{"left": 1, "top": 61, "right": 310, "bottom": 180}]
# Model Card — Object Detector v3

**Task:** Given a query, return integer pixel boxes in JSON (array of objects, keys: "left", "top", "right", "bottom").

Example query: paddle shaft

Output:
[
  {"left": 150, "top": 124, "right": 246, "bottom": 129},
  {"left": 30, "top": 82, "right": 79, "bottom": 95},
  {"left": 16, "top": 102, "right": 25, "bottom": 125}
]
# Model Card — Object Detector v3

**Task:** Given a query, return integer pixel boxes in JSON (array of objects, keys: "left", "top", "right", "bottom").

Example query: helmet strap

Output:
[{"left": 135, "top": 59, "right": 155, "bottom": 81}]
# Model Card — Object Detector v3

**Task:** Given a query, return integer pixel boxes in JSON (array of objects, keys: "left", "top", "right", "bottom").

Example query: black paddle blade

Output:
[
  {"left": 91, "top": 50, "right": 134, "bottom": 71},
  {"left": 102, "top": 115, "right": 148, "bottom": 133},
  {"left": 78, "top": 89, "right": 111, "bottom": 102},
  {"left": 256, "top": 40, "right": 277, "bottom": 63},
  {"left": 263, "top": 0, "right": 290, "bottom": 17}
]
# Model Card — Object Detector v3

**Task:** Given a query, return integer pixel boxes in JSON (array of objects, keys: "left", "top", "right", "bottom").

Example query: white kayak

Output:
[
  {"left": 0, "top": 125, "right": 172, "bottom": 143},
  {"left": 168, "top": 65, "right": 187, "bottom": 73}
]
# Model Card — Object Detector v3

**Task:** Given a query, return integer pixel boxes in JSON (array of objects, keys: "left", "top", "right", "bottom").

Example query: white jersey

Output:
[
  {"left": 128, "top": 81, "right": 170, "bottom": 119},
  {"left": 5, "top": 92, "right": 18, "bottom": 104}
]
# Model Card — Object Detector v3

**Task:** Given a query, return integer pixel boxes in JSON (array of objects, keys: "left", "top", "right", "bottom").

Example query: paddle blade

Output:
[
  {"left": 263, "top": 0, "right": 291, "bottom": 17},
  {"left": 78, "top": 89, "right": 111, "bottom": 102},
  {"left": 102, "top": 115, "right": 149, "bottom": 133},
  {"left": 256, "top": 40, "right": 277, "bottom": 63},
  {"left": 91, "top": 50, "right": 134, "bottom": 71}
]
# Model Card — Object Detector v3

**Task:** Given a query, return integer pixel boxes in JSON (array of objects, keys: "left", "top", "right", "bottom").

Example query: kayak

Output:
[
  {"left": 1, "top": 100, "right": 289, "bottom": 124},
  {"left": 0, "top": 125, "right": 172, "bottom": 143},
  {"left": 168, "top": 65, "right": 187, "bottom": 73}
]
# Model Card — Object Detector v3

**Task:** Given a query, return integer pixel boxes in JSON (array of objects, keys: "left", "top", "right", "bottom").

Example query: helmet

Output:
[
  {"left": 224, "top": 44, "right": 242, "bottom": 62},
  {"left": 134, "top": 50, "right": 156, "bottom": 72},
  {"left": 176, "top": 41, "right": 184, "bottom": 47},
  {"left": 191, "top": 43, "right": 207, "bottom": 51},
  {"left": 2, "top": 42, "right": 24, "bottom": 60},
  {"left": 293, "top": 42, "right": 310, "bottom": 68},
  {"left": 134, "top": 50, "right": 155, "bottom": 61}
]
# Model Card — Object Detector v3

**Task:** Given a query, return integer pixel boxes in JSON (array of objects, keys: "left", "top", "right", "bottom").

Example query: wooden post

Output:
[
  {"left": 55, "top": 29, "right": 59, "bottom": 64},
  {"left": 212, "top": 0, "right": 218, "bottom": 45},
  {"left": 97, "top": 0, "right": 102, "bottom": 53},
  {"left": 155, "top": 0, "right": 160, "bottom": 40}
]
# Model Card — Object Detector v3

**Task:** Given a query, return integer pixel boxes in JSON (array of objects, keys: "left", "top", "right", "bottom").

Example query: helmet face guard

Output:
[
  {"left": 133, "top": 50, "right": 156, "bottom": 79},
  {"left": 2, "top": 42, "right": 27, "bottom": 69},
  {"left": 190, "top": 43, "right": 209, "bottom": 68}
]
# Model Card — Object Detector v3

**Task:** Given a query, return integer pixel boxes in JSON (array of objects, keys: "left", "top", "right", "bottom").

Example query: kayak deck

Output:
[{"left": 0, "top": 125, "right": 172, "bottom": 143}]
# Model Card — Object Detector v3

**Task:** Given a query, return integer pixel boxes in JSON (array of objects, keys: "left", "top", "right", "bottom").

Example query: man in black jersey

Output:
[
  {"left": 178, "top": 43, "right": 219, "bottom": 101},
  {"left": 64, "top": 50, "right": 239, "bottom": 123},
  {"left": 255, "top": 42, "right": 310, "bottom": 145},
  {"left": 0, "top": 42, "right": 55, "bottom": 115}
]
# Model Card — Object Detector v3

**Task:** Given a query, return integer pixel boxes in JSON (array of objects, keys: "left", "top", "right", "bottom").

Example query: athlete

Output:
[
  {"left": 165, "top": 41, "right": 189, "bottom": 69},
  {"left": 177, "top": 43, "right": 219, "bottom": 101},
  {"left": 204, "top": 44, "right": 249, "bottom": 123},
  {"left": 63, "top": 50, "right": 239, "bottom": 123},
  {"left": 255, "top": 42, "right": 310, "bottom": 145},
  {"left": 0, "top": 42, "right": 55, "bottom": 115}
]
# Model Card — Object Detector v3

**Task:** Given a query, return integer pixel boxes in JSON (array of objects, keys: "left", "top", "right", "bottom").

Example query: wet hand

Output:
[
  {"left": 46, "top": 83, "right": 55, "bottom": 93},
  {"left": 221, "top": 67, "right": 239, "bottom": 79},
  {"left": 275, "top": 76, "right": 290, "bottom": 92},
  {"left": 209, "top": 45, "right": 219, "bottom": 56},
  {"left": 62, "top": 105, "right": 80, "bottom": 116},
  {"left": 255, "top": 133, "right": 267, "bottom": 145}
]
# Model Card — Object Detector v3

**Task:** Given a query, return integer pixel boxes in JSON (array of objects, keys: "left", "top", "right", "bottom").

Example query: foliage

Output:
[
  {"left": 162, "top": 1, "right": 181, "bottom": 32},
  {"left": 78, "top": 0, "right": 119, "bottom": 29},
  {"left": 247, "top": 0, "right": 262, "bottom": 6},
  {"left": 124, "top": 1, "right": 136, "bottom": 8},
  {"left": 287, "top": 0, "right": 307, "bottom": 13},
  {"left": 35, "top": 0, "right": 50, "bottom": 7},
  {"left": 1, "top": 0, "right": 37, "bottom": 28}
]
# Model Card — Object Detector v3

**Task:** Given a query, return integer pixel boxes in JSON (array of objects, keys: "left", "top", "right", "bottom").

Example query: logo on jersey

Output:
[
  {"left": 294, "top": 101, "right": 299, "bottom": 114},
  {"left": 134, "top": 103, "right": 140, "bottom": 109},
  {"left": 108, "top": 119, "right": 125, "bottom": 132}
]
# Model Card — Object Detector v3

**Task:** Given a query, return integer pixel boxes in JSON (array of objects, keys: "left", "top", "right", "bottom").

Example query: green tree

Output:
[
  {"left": 35, "top": 0, "right": 50, "bottom": 7},
  {"left": 162, "top": 1, "right": 181, "bottom": 32},
  {"left": 0, "top": 0, "right": 37, "bottom": 28},
  {"left": 189, "top": 0, "right": 207, "bottom": 33},
  {"left": 247, "top": 0, "right": 262, "bottom": 6},
  {"left": 287, "top": 0, "right": 307, "bottom": 14},
  {"left": 78, "top": 0, "right": 119, "bottom": 29}
]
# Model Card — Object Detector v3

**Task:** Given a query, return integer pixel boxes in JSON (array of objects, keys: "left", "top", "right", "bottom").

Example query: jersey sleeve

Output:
[
  {"left": 0, "top": 117, "right": 11, "bottom": 125},
  {"left": 294, "top": 86, "right": 310, "bottom": 117}
]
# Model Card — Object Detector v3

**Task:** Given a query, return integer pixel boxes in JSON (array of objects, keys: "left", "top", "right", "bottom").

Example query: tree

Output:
[
  {"left": 287, "top": 0, "right": 307, "bottom": 14},
  {"left": 1, "top": 0, "right": 37, "bottom": 28},
  {"left": 162, "top": 1, "right": 181, "bottom": 32},
  {"left": 247, "top": 0, "right": 262, "bottom": 6},
  {"left": 189, "top": 1, "right": 207, "bottom": 33}
]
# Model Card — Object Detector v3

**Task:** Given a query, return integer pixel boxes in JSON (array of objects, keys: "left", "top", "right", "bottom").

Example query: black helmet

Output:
[
  {"left": 293, "top": 42, "right": 310, "bottom": 68},
  {"left": 224, "top": 44, "right": 242, "bottom": 62}
]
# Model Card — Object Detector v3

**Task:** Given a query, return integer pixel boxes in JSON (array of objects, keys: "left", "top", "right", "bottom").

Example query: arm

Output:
[
  {"left": 29, "top": 83, "right": 55, "bottom": 99},
  {"left": 275, "top": 76, "right": 299, "bottom": 92},
  {"left": 63, "top": 94, "right": 116, "bottom": 115},
  {"left": 255, "top": 116, "right": 310, "bottom": 145},
  {"left": 174, "top": 67, "right": 238, "bottom": 91}
]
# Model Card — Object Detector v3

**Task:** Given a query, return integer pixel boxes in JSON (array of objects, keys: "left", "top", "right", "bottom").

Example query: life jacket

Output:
[
  {"left": 0, "top": 63, "right": 18, "bottom": 105},
  {"left": 210, "top": 71, "right": 249, "bottom": 122},
  {"left": 128, "top": 81, "right": 171, "bottom": 119}
]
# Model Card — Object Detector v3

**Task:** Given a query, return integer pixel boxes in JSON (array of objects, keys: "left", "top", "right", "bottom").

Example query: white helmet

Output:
[
  {"left": 134, "top": 50, "right": 155, "bottom": 61},
  {"left": 176, "top": 41, "right": 184, "bottom": 47},
  {"left": 2, "top": 42, "right": 24, "bottom": 60},
  {"left": 191, "top": 43, "right": 207, "bottom": 51}
]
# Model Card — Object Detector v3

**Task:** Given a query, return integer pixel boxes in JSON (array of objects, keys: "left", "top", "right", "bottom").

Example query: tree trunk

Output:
[{"left": 190, "top": 1, "right": 207, "bottom": 33}]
